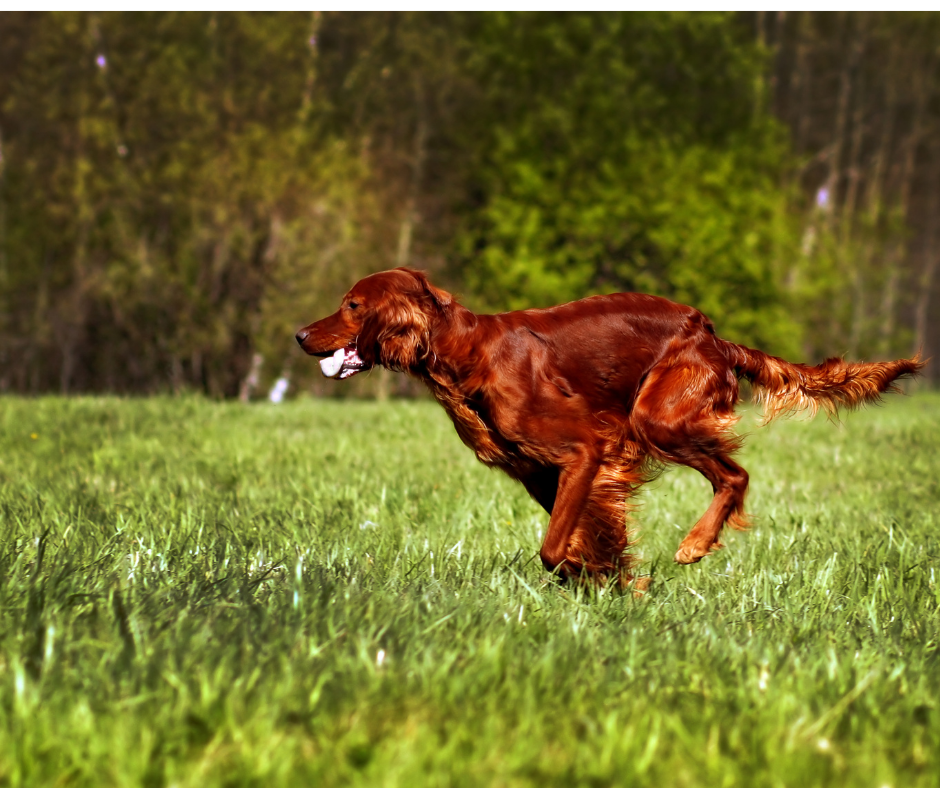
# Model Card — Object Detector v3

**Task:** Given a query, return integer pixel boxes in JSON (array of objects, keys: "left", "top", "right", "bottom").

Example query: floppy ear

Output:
[
  {"left": 373, "top": 294, "right": 431, "bottom": 372},
  {"left": 396, "top": 268, "right": 453, "bottom": 313}
]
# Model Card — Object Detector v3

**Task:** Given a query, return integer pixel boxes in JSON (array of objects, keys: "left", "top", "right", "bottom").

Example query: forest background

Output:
[{"left": 1, "top": 11, "right": 938, "bottom": 399}]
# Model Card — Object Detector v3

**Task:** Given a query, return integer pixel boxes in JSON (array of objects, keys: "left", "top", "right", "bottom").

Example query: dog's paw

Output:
[{"left": 674, "top": 540, "right": 722, "bottom": 565}]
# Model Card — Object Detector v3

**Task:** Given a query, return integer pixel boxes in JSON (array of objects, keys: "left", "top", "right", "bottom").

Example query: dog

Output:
[{"left": 296, "top": 267, "right": 923, "bottom": 586}]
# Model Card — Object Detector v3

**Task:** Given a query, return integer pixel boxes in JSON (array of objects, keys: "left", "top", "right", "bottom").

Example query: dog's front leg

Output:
[{"left": 538, "top": 448, "right": 600, "bottom": 579}]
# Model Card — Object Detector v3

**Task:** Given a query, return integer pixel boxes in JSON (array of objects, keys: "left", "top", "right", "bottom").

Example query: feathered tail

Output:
[{"left": 719, "top": 341, "right": 926, "bottom": 423}]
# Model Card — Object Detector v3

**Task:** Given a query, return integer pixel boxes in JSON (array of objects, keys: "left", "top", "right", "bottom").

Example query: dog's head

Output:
[{"left": 296, "top": 268, "right": 453, "bottom": 380}]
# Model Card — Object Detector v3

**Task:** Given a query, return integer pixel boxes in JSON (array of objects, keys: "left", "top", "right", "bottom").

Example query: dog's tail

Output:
[{"left": 719, "top": 340, "right": 926, "bottom": 424}]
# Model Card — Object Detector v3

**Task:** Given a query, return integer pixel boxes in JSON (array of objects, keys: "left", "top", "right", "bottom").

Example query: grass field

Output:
[{"left": 1, "top": 392, "right": 939, "bottom": 787}]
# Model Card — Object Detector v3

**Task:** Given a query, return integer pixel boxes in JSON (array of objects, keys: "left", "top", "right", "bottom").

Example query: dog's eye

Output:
[{"left": 348, "top": 301, "right": 360, "bottom": 310}]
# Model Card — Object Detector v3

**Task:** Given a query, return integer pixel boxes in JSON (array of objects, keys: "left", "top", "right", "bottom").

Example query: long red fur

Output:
[{"left": 297, "top": 268, "right": 925, "bottom": 586}]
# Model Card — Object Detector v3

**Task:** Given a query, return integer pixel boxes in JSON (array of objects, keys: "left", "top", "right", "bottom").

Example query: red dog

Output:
[{"left": 296, "top": 268, "right": 923, "bottom": 585}]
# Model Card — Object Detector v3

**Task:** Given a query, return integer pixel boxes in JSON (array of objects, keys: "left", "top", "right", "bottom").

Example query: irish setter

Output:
[{"left": 296, "top": 268, "right": 923, "bottom": 586}]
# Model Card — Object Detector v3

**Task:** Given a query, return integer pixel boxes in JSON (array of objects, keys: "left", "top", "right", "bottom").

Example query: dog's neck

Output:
[
  {"left": 411, "top": 302, "right": 516, "bottom": 467},
  {"left": 421, "top": 302, "right": 486, "bottom": 385}
]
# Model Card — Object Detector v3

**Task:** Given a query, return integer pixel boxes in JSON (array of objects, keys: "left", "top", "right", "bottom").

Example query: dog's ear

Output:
[{"left": 397, "top": 268, "right": 453, "bottom": 313}]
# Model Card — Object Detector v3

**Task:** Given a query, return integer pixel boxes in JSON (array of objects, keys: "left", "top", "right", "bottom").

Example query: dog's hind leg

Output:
[
  {"left": 631, "top": 355, "right": 750, "bottom": 564},
  {"left": 670, "top": 453, "right": 749, "bottom": 564}
]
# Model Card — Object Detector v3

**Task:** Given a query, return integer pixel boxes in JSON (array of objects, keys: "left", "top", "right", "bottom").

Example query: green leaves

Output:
[
  {"left": 2, "top": 12, "right": 929, "bottom": 396},
  {"left": 457, "top": 13, "right": 801, "bottom": 355},
  {"left": 0, "top": 12, "right": 379, "bottom": 396}
]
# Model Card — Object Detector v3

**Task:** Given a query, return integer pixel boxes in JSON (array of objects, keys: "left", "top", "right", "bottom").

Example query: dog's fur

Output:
[{"left": 297, "top": 268, "right": 924, "bottom": 585}]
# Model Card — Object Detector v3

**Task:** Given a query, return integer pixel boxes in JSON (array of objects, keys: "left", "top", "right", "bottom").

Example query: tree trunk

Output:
[
  {"left": 911, "top": 137, "right": 940, "bottom": 368},
  {"left": 842, "top": 29, "right": 867, "bottom": 356},
  {"left": 913, "top": 174, "right": 938, "bottom": 364},
  {"left": 383, "top": 76, "right": 429, "bottom": 402},
  {"left": 298, "top": 11, "right": 322, "bottom": 126},
  {"left": 789, "top": 12, "right": 812, "bottom": 153},
  {"left": 239, "top": 352, "right": 264, "bottom": 403},
  {"left": 822, "top": 13, "right": 856, "bottom": 348},
  {"left": 395, "top": 77, "right": 428, "bottom": 269},
  {"left": 823, "top": 13, "right": 855, "bottom": 233},
  {"left": 856, "top": 37, "right": 898, "bottom": 357},
  {"left": 879, "top": 52, "right": 930, "bottom": 356},
  {"left": 0, "top": 125, "right": 7, "bottom": 392}
]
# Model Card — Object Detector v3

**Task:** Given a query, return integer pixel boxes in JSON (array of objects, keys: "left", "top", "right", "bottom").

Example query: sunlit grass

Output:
[{"left": 1, "top": 393, "right": 939, "bottom": 786}]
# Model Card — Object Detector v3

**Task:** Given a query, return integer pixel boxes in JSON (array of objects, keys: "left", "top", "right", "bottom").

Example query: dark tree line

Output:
[
  {"left": 0, "top": 12, "right": 937, "bottom": 398},
  {"left": 762, "top": 11, "right": 940, "bottom": 365}
]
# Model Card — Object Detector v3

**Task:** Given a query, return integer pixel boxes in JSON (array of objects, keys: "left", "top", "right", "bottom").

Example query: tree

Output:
[
  {"left": 455, "top": 12, "right": 802, "bottom": 356},
  {"left": 765, "top": 11, "right": 940, "bottom": 370},
  {"left": 2, "top": 12, "right": 936, "bottom": 396},
  {"left": 0, "top": 12, "right": 383, "bottom": 395}
]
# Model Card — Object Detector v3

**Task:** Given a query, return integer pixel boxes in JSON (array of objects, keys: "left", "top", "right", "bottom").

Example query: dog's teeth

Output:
[{"left": 319, "top": 348, "right": 346, "bottom": 378}]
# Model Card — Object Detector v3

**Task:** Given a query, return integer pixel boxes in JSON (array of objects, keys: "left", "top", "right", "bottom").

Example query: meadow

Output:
[{"left": 1, "top": 392, "right": 938, "bottom": 787}]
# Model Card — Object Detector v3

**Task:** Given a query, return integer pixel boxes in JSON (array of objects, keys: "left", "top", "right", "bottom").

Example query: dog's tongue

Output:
[{"left": 319, "top": 348, "right": 346, "bottom": 378}]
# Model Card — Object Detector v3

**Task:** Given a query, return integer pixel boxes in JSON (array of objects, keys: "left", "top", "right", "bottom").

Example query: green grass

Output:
[{"left": 1, "top": 392, "right": 939, "bottom": 787}]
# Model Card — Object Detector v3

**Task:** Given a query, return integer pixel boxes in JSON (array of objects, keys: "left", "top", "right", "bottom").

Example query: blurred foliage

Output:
[
  {"left": 459, "top": 13, "right": 800, "bottom": 356},
  {"left": 0, "top": 12, "right": 388, "bottom": 396},
  {"left": 0, "top": 12, "right": 936, "bottom": 396}
]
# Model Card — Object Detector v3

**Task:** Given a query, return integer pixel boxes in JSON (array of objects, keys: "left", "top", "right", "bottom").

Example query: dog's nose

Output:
[{"left": 295, "top": 328, "right": 309, "bottom": 345}]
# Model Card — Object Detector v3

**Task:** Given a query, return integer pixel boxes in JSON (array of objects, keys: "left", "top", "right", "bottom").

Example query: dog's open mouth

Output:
[{"left": 319, "top": 346, "right": 368, "bottom": 380}]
